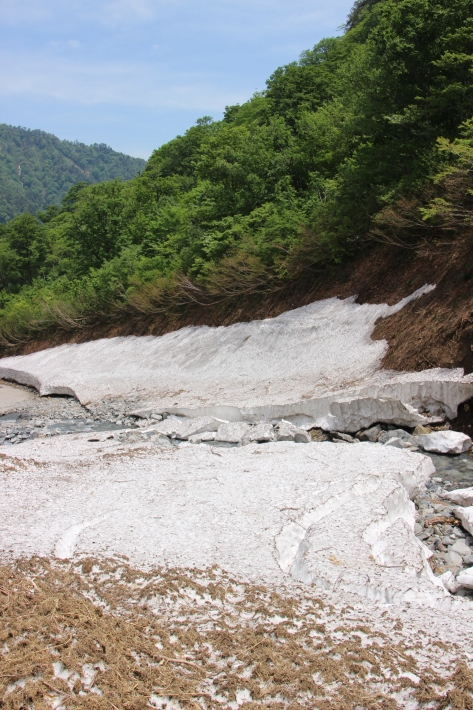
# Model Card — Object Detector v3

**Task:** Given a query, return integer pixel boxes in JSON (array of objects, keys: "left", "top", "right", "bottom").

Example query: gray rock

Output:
[
  {"left": 445, "top": 550, "right": 463, "bottom": 567},
  {"left": 275, "top": 421, "right": 311, "bottom": 444},
  {"left": 152, "top": 435, "right": 173, "bottom": 448},
  {"left": 451, "top": 539, "right": 471, "bottom": 558},
  {"left": 378, "top": 429, "right": 416, "bottom": 445},
  {"left": 357, "top": 425, "right": 382, "bottom": 442},
  {"left": 331, "top": 432, "right": 356, "bottom": 443},
  {"left": 248, "top": 422, "right": 275, "bottom": 443},
  {"left": 383, "top": 436, "right": 405, "bottom": 449},
  {"left": 215, "top": 421, "right": 252, "bottom": 444}
]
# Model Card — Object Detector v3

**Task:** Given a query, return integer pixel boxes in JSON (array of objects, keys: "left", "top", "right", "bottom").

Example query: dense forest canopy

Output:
[
  {"left": 0, "top": 0, "right": 472, "bottom": 344},
  {"left": 0, "top": 124, "right": 146, "bottom": 223}
]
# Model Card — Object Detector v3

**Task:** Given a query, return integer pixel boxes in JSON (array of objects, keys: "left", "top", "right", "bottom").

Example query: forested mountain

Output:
[
  {"left": 0, "top": 0, "right": 472, "bottom": 347},
  {"left": 0, "top": 124, "right": 146, "bottom": 222}
]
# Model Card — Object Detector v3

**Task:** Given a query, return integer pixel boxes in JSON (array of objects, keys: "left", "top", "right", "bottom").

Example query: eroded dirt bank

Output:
[{"left": 3, "top": 232, "right": 473, "bottom": 373}]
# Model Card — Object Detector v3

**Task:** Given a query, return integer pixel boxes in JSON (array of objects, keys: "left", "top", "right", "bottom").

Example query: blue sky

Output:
[{"left": 1, "top": 0, "right": 354, "bottom": 159}]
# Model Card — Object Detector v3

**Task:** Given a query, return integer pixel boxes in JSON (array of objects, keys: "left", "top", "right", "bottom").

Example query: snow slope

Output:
[{"left": 1, "top": 286, "right": 472, "bottom": 431}]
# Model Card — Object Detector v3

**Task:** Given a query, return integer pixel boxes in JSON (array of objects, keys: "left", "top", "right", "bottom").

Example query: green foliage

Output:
[
  {"left": 0, "top": 125, "right": 146, "bottom": 223},
  {"left": 1, "top": 0, "right": 473, "bottom": 342}
]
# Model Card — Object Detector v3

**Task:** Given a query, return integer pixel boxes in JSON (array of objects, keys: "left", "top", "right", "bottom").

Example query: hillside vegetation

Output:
[
  {"left": 0, "top": 124, "right": 146, "bottom": 223},
  {"left": 0, "top": 0, "right": 472, "bottom": 348}
]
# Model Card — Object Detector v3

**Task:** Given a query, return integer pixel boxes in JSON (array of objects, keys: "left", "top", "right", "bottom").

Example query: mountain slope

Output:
[{"left": 0, "top": 124, "right": 146, "bottom": 222}]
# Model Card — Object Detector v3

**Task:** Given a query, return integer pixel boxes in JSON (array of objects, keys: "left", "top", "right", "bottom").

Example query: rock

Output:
[
  {"left": 151, "top": 413, "right": 163, "bottom": 421},
  {"left": 439, "top": 570, "right": 459, "bottom": 593},
  {"left": 275, "top": 421, "right": 311, "bottom": 443},
  {"left": 331, "top": 432, "right": 356, "bottom": 443},
  {"left": 379, "top": 429, "right": 416, "bottom": 445},
  {"left": 444, "top": 487, "right": 473, "bottom": 507},
  {"left": 445, "top": 550, "right": 463, "bottom": 567},
  {"left": 413, "top": 424, "right": 432, "bottom": 436},
  {"left": 456, "top": 567, "right": 473, "bottom": 590},
  {"left": 451, "top": 539, "right": 471, "bottom": 558},
  {"left": 384, "top": 436, "right": 411, "bottom": 449},
  {"left": 150, "top": 435, "right": 173, "bottom": 448},
  {"left": 215, "top": 421, "right": 252, "bottom": 444},
  {"left": 357, "top": 425, "right": 382, "bottom": 442},
  {"left": 454, "top": 506, "right": 473, "bottom": 536},
  {"left": 415, "top": 431, "right": 472, "bottom": 455},
  {"left": 248, "top": 422, "right": 275, "bottom": 443}
]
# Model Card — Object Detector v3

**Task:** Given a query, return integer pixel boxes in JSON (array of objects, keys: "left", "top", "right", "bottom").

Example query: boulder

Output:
[
  {"left": 215, "top": 421, "right": 252, "bottom": 444},
  {"left": 444, "top": 487, "right": 473, "bottom": 507},
  {"left": 415, "top": 431, "right": 472, "bottom": 455},
  {"left": 275, "top": 421, "right": 311, "bottom": 443},
  {"left": 248, "top": 422, "right": 275, "bottom": 443},
  {"left": 456, "top": 567, "right": 473, "bottom": 590}
]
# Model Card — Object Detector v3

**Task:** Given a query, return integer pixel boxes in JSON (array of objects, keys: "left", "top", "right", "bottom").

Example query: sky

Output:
[{"left": 1, "top": 0, "right": 354, "bottom": 160}]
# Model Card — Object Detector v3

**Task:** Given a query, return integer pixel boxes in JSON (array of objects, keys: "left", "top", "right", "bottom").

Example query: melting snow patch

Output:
[
  {"left": 1, "top": 286, "right": 472, "bottom": 432},
  {"left": 0, "top": 433, "right": 461, "bottom": 609}
]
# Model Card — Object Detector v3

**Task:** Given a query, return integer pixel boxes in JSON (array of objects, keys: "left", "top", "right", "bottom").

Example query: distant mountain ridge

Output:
[{"left": 0, "top": 124, "right": 146, "bottom": 222}]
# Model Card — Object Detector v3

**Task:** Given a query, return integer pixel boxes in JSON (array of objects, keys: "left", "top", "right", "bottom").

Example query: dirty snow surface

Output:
[
  {"left": 2, "top": 286, "right": 473, "bottom": 432},
  {"left": 0, "top": 434, "right": 454, "bottom": 607}
]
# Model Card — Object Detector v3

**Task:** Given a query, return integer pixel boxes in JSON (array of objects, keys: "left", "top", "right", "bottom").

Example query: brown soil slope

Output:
[{"left": 4, "top": 233, "right": 473, "bottom": 373}]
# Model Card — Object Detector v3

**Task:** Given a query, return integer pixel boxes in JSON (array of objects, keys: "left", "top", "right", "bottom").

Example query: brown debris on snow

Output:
[{"left": 1, "top": 558, "right": 472, "bottom": 709}]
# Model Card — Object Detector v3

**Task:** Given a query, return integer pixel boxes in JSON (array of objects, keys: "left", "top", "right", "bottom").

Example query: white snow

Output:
[
  {"left": 0, "top": 432, "right": 459, "bottom": 609},
  {"left": 1, "top": 286, "right": 472, "bottom": 431}
]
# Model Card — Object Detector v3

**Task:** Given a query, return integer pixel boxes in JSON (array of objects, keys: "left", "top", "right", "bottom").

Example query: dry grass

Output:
[{"left": 1, "top": 558, "right": 472, "bottom": 709}]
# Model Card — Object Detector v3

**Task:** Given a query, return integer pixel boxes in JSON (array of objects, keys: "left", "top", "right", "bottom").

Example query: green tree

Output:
[{"left": 3, "top": 213, "right": 45, "bottom": 286}]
